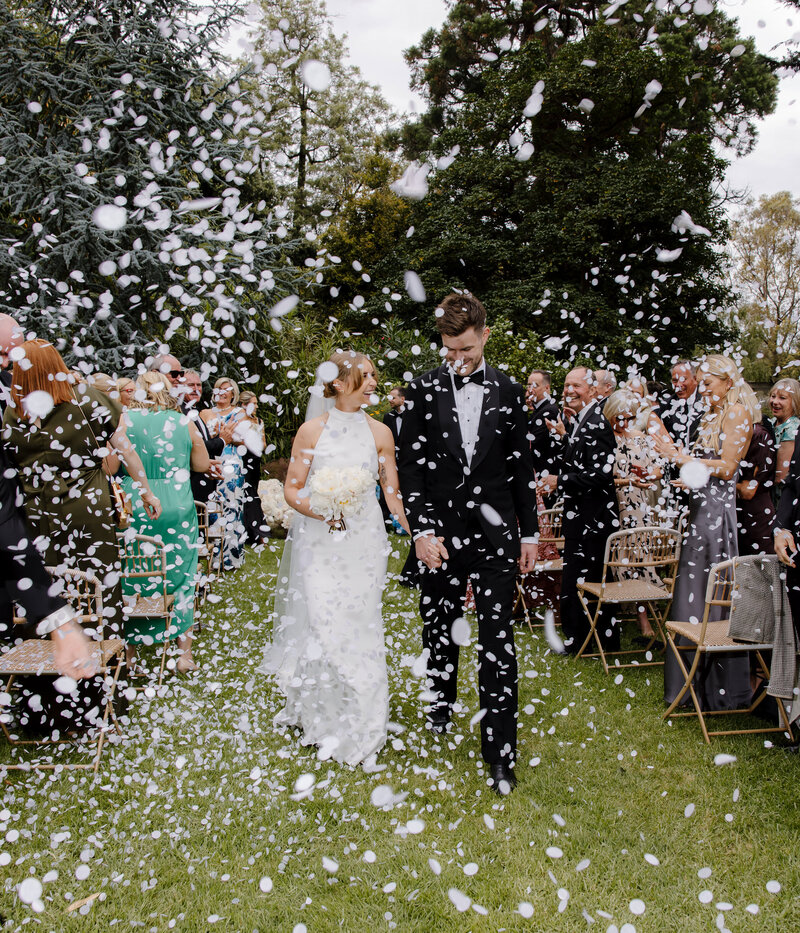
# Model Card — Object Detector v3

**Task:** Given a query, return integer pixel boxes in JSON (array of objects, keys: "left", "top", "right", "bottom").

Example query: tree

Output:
[
  {"left": 0, "top": 0, "right": 304, "bottom": 375},
  {"left": 239, "top": 0, "right": 392, "bottom": 233},
  {"left": 730, "top": 191, "right": 800, "bottom": 381},
  {"left": 349, "top": 0, "right": 778, "bottom": 373}
]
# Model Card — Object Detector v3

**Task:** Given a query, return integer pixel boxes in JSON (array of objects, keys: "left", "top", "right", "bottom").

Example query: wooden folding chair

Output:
[
  {"left": 197, "top": 499, "right": 224, "bottom": 583},
  {"left": 663, "top": 557, "right": 794, "bottom": 743},
  {"left": 0, "top": 569, "right": 125, "bottom": 774},
  {"left": 515, "top": 505, "right": 564, "bottom": 632},
  {"left": 118, "top": 533, "right": 175, "bottom": 686},
  {"left": 575, "top": 526, "right": 681, "bottom": 673}
]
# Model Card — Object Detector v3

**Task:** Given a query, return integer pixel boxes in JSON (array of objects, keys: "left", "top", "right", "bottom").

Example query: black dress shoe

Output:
[
  {"left": 427, "top": 715, "right": 449, "bottom": 735},
  {"left": 489, "top": 761, "right": 517, "bottom": 795}
]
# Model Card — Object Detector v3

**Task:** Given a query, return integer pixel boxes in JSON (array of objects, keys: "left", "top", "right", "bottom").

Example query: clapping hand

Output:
[{"left": 545, "top": 416, "right": 567, "bottom": 438}]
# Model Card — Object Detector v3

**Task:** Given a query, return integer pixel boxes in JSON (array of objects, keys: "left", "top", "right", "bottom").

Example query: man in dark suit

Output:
[
  {"left": 180, "top": 369, "right": 223, "bottom": 502},
  {"left": 383, "top": 385, "right": 406, "bottom": 445},
  {"left": 774, "top": 433, "right": 800, "bottom": 639},
  {"left": 661, "top": 360, "right": 703, "bottom": 448},
  {"left": 525, "top": 369, "right": 559, "bottom": 477},
  {"left": 542, "top": 367, "right": 619, "bottom": 654},
  {"left": 398, "top": 293, "right": 538, "bottom": 794}
]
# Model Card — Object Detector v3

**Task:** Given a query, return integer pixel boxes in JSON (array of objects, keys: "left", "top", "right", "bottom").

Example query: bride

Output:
[{"left": 259, "top": 351, "right": 410, "bottom": 767}]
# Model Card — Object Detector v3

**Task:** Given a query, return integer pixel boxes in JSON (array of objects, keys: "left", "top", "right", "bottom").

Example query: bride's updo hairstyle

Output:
[{"left": 322, "top": 350, "right": 373, "bottom": 398}]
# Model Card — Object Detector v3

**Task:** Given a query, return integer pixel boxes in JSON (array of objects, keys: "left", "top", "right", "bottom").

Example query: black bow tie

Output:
[{"left": 453, "top": 370, "right": 484, "bottom": 390}]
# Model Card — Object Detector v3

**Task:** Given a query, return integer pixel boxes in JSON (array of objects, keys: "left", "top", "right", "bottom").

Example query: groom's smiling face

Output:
[{"left": 442, "top": 326, "right": 490, "bottom": 376}]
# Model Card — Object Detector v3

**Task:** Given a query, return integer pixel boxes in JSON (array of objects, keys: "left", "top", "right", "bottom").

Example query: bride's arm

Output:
[
  {"left": 374, "top": 423, "right": 411, "bottom": 535},
  {"left": 283, "top": 420, "right": 327, "bottom": 521}
]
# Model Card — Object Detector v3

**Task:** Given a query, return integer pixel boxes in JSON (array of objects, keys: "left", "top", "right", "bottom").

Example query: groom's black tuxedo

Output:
[{"left": 398, "top": 363, "right": 538, "bottom": 767}]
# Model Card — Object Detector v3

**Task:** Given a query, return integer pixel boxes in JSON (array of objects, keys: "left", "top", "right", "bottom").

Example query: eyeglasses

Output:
[{"left": 169, "top": 369, "right": 185, "bottom": 379}]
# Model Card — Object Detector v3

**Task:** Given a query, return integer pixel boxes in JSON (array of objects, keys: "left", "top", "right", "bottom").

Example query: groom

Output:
[{"left": 398, "top": 293, "right": 538, "bottom": 793}]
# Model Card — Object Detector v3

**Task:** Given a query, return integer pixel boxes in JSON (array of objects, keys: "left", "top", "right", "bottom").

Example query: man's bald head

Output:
[{"left": 0, "top": 314, "right": 23, "bottom": 370}]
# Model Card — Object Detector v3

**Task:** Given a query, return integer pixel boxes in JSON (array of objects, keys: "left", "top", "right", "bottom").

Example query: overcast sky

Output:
[{"left": 312, "top": 0, "right": 799, "bottom": 204}]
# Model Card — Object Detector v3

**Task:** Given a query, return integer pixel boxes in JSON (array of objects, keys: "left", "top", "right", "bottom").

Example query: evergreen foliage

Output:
[
  {"left": 335, "top": 0, "right": 778, "bottom": 379},
  {"left": 0, "top": 0, "right": 303, "bottom": 375}
]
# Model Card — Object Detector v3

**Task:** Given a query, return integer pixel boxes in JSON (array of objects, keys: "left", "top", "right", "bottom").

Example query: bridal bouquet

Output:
[
  {"left": 258, "top": 479, "right": 293, "bottom": 533},
  {"left": 308, "top": 466, "right": 374, "bottom": 533}
]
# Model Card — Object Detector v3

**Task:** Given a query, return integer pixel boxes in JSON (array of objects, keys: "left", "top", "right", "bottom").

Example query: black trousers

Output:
[
  {"left": 0, "top": 512, "right": 66, "bottom": 642},
  {"left": 561, "top": 532, "right": 619, "bottom": 654},
  {"left": 419, "top": 526, "right": 518, "bottom": 766}
]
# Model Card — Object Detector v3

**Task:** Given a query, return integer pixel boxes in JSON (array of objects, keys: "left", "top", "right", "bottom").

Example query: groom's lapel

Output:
[
  {"left": 434, "top": 367, "right": 467, "bottom": 466},
  {"left": 469, "top": 365, "right": 501, "bottom": 473}
]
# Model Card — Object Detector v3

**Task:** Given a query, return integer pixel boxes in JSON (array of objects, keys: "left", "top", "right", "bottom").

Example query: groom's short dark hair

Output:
[{"left": 435, "top": 292, "right": 487, "bottom": 337}]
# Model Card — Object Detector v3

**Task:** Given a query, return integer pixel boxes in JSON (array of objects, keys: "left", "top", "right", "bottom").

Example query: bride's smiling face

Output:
[{"left": 336, "top": 362, "right": 378, "bottom": 407}]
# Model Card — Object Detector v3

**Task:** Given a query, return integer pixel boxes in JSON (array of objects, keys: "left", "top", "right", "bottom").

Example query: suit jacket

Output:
[
  {"left": 383, "top": 408, "right": 402, "bottom": 449},
  {"left": 184, "top": 406, "right": 224, "bottom": 502},
  {"left": 777, "top": 430, "right": 800, "bottom": 532},
  {"left": 398, "top": 364, "right": 538, "bottom": 556},
  {"left": 527, "top": 398, "right": 559, "bottom": 475},
  {"left": 662, "top": 395, "right": 703, "bottom": 448},
  {"left": 554, "top": 400, "right": 619, "bottom": 541}
]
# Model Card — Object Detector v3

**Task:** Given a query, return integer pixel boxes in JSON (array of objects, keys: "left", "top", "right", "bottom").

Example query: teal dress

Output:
[{"left": 120, "top": 409, "right": 198, "bottom": 644}]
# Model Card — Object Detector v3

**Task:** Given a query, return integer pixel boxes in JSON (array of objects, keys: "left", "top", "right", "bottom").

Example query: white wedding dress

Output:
[{"left": 258, "top": 408, "right": 390, "bottom": 766}]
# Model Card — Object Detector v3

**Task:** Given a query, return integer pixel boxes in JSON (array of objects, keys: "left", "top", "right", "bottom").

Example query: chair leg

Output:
[
  {"left": 516, "top": 581, "right": 535, "bottom": 636},
  {"left": 575, "top": 591, "right": 607, "bottom": 673}
]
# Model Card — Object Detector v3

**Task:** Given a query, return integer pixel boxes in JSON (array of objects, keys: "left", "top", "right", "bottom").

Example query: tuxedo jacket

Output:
[
  {"left": 184, "top": 406, "right": 224, "bottom": 502},
  {"left": 397, "top": 364, "right": 538, "bottom": 557},
  {"left": 554, "top": 400, "right": 619, "bottom": 541},
  {"left": 528, "top": 398, "right": 560, "bottom": 475},
  {"left": 383, "top": 409, "right": 402, "bottom": 449},
  {"left": 662, "top": 396, "right": 703, "bottom": 448}
]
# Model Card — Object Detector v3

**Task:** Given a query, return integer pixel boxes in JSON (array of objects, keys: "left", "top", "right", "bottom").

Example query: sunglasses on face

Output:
[{"left": 169, "top": 369, "right": 185, "bottom": 379}]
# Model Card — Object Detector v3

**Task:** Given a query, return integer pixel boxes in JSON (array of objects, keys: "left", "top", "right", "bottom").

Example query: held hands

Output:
[
  {"left": 539, "top": 474, "right": 559, "bottom": 494},
  {"left": 775, "top": 529, "right": 797, "bottom": 568},
  {"left": 415, "top": 534, "right": 449, "bottom": 570}
]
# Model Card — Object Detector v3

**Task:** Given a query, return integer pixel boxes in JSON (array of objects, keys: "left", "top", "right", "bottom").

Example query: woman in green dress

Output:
[
  {"left": 121, "top": 372, "right": 210, "bottom": 673},
  {"left": 2, "top": 340, "right": 161, "bottom": 633}
]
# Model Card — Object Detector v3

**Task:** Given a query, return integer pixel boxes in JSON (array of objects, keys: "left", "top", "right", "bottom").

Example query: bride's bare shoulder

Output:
[
  {"left": 366, "top": 414, "right": 392, "bottom": 443},
  {"left": 294, "top": 416, "right": 327, "bottom": 448}
]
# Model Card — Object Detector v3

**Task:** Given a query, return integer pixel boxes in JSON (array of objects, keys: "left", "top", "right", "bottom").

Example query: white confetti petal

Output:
[
  {"left": 299, "top": 59, "right": 331, "bottom": 91},
  {"left": 91, "top": 204, "right": 127, "bottom": 231}
]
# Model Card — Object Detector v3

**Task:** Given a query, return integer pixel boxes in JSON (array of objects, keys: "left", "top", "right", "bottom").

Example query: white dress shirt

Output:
[{"left": 452, "top": 362, "right": 486, "bottom": 465}]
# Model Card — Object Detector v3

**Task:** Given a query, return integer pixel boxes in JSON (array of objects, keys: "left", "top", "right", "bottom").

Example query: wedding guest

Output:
[
  {"left": 2, "top": 340, "right": 161, "bottom": 633},
  {"left": 604, "top": 390, "right": 663, "bottom": 638},
  {"left": 525, "top": 369, "right": 559, "bottom": 477},
  {"left": 543, "top": 367, "right": 619, "bottom": 655},
  {"left": 383, "top": 386, "right": 406, "bottom": 445},
  {"left": 180, "top": 369, "right": 223, "bottom": 503},
  {"left": 736, "top": 406, "right": 776, "bottom": 556},
  {"left": 768, "top": 377, "right": 800, "bottom": 509},
  {"left": 201, "top": 377, "right": 246, "bottom": 569},
  {"left": 661, "top": 360, "right": 703, "bottom": 449},
  {"left": 623, "top": 376, "right": 672, "bottom": 521},
  {"left": 117, "top": 376, "right": 137, "bottom": 408},
  {"left": 594, "top": 369, "right": 617, "bottom": 403},
  {"left": 121, "top": 372, "right": 210, "bottom": 673},
  {"left": 655, "top": 355, "right": 755, "bottom": 712},
  {"left": 238, "top": 390, "right": 268, "bottom": 546}
]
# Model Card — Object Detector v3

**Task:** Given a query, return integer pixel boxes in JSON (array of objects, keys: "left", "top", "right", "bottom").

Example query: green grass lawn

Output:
[{"left": 2, "top": 537, "right": 799, "bottom": 931}]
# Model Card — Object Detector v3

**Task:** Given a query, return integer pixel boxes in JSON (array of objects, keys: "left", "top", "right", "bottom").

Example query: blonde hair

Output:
[
  {"left": 696, "top": 355, "right": 756, "bottom": 453},
  {"left": 769, "top": 378, "right": 800, "bottom": 418},
  {"left": 239, "top": 390, "right": 261, "bottom": 420},
  {"left": 322, "top": 351, "right": 373, "bottom": 399},
  {"left": 214, "top": 377, "right": 240, "bottom": 406},
  {"left": 603, "top": 390, "right": 640, "bottom": 426},
  {"left": 128, "top": 371, "right": 179, "bottom": 411}
]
